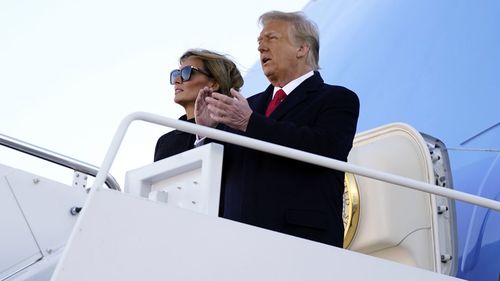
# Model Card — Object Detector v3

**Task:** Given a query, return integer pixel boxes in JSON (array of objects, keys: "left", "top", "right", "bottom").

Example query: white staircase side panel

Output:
[
  {"left": 125, "top": 143, "right": 223, "bottom": 216},
  {"left": 0, "top": 166, "right": 41, "bottom": 280},
  {"left": 6, "top": 169, "right": 88, "bottom": 257},
  {"left": 51, "top": 188, "right": 463, "bottom": 281},
  {"left": 0, "top": 163, "right": 87, "bottom": 280},
  {"left": 7, "top": 250, "right": 64, "bottom": 281}
]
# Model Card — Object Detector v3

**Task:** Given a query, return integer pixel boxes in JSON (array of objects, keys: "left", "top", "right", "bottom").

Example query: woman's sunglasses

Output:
[{"left": 170, "top": 66, "right": 211, "bottom": 85}]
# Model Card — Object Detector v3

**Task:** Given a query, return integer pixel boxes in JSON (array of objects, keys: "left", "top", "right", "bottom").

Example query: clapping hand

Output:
[
  {"left": 195, "top": 87, "right": 218, "bottom": 128},
  {"left": 205, "top": 88, "right": 252, "bottom": 132}
]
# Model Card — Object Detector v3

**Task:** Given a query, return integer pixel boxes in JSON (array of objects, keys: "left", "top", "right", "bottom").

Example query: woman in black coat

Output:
[{"left": 154, "top": 49, "right": 244, "bottom": 161}]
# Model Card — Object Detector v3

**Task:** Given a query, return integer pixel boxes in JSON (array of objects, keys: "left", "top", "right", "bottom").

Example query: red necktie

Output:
[{"left": 265, "top": 89, "right": 287, "bottom": 117}]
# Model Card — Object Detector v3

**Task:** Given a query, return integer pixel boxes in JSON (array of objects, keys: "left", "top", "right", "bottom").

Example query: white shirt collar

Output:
[{"left": 273, "top": 71, "right": 314, "bottom": 97}]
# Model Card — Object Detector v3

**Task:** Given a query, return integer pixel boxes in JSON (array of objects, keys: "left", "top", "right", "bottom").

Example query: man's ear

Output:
[{"left": 296, "top": 44, "right": 309, "bottom": 59}]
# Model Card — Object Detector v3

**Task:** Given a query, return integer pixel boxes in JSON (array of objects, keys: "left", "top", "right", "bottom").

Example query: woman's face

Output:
[{"left": 173, "top": 56, "right": 214, "bottom": 108}]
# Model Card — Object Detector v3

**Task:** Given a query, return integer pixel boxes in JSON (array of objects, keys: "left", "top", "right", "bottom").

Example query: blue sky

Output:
[{"left": 0, "top": 0, "right": 309, "bottom": 186}]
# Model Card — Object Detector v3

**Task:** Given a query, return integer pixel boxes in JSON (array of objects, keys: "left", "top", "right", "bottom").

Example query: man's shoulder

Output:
[
  {"left": 314, "top": 83, "right": 360, "bottom": 109},
  {"left": 300, "top": 71, "right": 358, "bottom": 98},
  {"left": 322, "top": 84, "right": 357, "bottom": 96}
]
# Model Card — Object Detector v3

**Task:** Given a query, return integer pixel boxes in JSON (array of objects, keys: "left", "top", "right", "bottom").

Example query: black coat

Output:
[
  {"left": 154, "top": 115, "right": 196, "bottom": 162},
  {"left": 220, "top": 72, "right": 359, "bottom": 247}
]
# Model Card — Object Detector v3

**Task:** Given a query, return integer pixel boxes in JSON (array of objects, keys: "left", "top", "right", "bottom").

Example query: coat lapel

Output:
[
  {"left": 269, "top": 72, "right": 324, "bottom": 120},
  {"left": 251, "top": 84, "right": 274, "bottom": 114}
]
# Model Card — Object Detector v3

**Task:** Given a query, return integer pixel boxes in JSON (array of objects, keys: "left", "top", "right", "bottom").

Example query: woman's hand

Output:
[{"left": 195, "top": 87, "right": 218, "bottom": 128}]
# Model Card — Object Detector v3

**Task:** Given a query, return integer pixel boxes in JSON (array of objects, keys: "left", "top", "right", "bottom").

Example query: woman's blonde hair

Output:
[{"left": 180, "top": 49, "right": 244, "bottom": 95}]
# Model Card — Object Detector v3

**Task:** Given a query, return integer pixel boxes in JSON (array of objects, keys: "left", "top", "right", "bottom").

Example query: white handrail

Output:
[
  {"left": 92, "top": 112, "right": 500, "bottom": 211},
  {"left": 0, "top": 133, "right": 120, "bottom": 190}
]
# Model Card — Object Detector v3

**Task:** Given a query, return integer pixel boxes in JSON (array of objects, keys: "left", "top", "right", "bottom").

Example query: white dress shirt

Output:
[{"left": 272, "top": 70, "right": 314, "bottom": 97}]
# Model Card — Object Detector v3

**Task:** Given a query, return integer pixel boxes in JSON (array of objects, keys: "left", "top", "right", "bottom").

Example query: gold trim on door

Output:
[{"left": 343, "top": 173, "right": 360, "bottom": 248}]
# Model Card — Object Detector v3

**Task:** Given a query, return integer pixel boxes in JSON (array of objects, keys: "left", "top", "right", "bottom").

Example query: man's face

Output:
[{"left": 258, "top": 20, "right": 301, "bottom": 86}]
